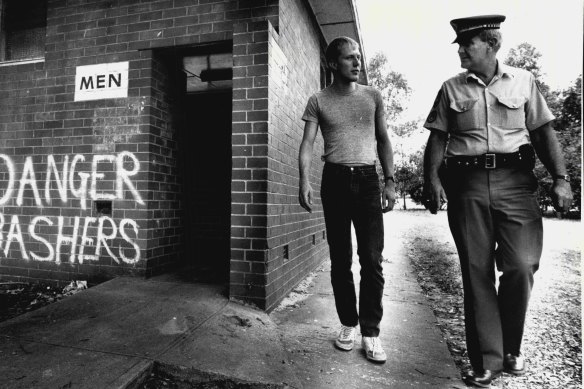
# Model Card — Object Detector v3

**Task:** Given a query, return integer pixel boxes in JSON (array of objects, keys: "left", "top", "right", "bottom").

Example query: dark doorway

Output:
[
  {"left": 175, "top": 46, "right": 233, "bottom": 284},
  {"left": 180, "top": 91, "right": 232, "bottom": 282}
]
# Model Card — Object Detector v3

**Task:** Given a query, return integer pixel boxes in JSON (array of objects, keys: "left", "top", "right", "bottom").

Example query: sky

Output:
[{"left": 355, "top": 0, "right": 583, "bottom": 123}]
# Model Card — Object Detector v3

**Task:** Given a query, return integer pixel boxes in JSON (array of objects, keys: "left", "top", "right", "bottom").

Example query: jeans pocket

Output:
[{"left": 361, "top": 174, "right": 381, "bottom": 204}]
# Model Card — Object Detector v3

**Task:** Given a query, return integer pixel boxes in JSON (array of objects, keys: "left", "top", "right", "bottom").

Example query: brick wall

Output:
[
  {"left": 264, "top": 0, "right": 328, "bottom": 311},
  {"left": 228, "top": 0, "right": 327, "bottom": 310},
  {"left": 0, "top": 0, "right": 279, "bottom": 286},
  {"left": 0, "top": 0, "right": 329, "bottom": 312},
  {"left": 142, "top": 51, "right": 183, "bottom": 277},
  {"left": 0, "top": 0, "right": 153, "bottom": 285},
  {"left": 230, "top": 19, "right": 273, "bottom": 307}
]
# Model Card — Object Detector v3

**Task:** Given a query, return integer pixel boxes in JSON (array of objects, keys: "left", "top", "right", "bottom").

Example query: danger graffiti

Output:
[{"left": 0, "top": 151, "right": 144, "bottom": 265}]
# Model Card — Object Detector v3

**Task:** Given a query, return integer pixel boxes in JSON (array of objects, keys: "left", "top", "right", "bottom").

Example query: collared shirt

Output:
[{"left": 423, "top": 62, "right": 555, "bottom": 156}]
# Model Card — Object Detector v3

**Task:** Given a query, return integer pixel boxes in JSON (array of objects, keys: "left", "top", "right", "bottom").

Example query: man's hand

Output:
[
  {"left": 299, "top": 182, "right": 314, "bottom": 213},
  {"left": 423, "top": 130, "right": 448, "bottom": 215},
  {"left": 530, "top": 123, "right": 573, "bottom": 214},
  {"left": 551, "top": 179, "right": 573, "bottom": 213},
  {"left": 381, "top": 181, "right": 396, "bottom": 212},
  {"left": 423, "top": 178, "right": 447, "bottom": 214}
]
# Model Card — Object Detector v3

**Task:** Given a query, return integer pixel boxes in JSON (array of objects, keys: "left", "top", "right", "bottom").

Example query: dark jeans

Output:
[{"left": 320, "top": 162, "right": 385, "bottom": 337}]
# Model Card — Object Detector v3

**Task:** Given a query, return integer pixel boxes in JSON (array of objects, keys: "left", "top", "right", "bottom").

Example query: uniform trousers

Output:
[
  {"left": 320, "top": 162, "right": 385, "bottom": 337},
  {"left": 443, "top": 166, "right": 543, "bottom": 371}
]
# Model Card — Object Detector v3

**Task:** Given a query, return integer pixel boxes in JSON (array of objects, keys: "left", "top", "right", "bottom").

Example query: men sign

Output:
[{"left": 74, "top": 61, "right": 129, "bottom": 101}]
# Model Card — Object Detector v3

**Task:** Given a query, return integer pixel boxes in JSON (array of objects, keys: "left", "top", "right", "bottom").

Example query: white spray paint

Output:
[
  {"left": 116, "top": 151, "right": 143, "bottom": 205},
  {"left": 90, "top": 154, "right": 117, "bottom": 201},
  {"left": 0, "top": 155, "right": 15, "bottom": 205},
  {"left": 78, "top": 216, "right": 97, "bottom": 263},
  {"left": 29, "top": 216, "right": 55, "bottom": 262},
  {"left": 45, "top": 155, "right": 69, "bottom": 205},
  {"left": 3, "top": 215, "right": 29, "bottom": 260},
  {"left": 69, "top": 154, "right": 90, "bottom": 210},
  {"left": 16, "top": 157, "right": 43, "bottom": 207},
  {"left": 56, "top": 216, "right": 81, "bottom": 264},
  {"left": 0, "top": 151, "right": 145, "bottom": 265}
]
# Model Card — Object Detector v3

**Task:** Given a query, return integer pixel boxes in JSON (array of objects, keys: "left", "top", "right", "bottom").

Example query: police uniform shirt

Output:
[{"left": 423, "top": 62, "right": 555, "bottom": 157}]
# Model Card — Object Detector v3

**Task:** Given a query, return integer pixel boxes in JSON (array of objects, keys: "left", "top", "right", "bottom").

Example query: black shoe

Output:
[
  {"left": 464, "top": 369, "right": 502, "bottom": 388},
  {"left": 504, "top": 353, "right": 526, "bottom": 376}
]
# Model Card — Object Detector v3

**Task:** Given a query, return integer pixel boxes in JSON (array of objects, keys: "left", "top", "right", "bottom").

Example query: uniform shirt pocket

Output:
[
  {"left": 449, "top": 98, "right": 479, "bottom": 131},
  {"left": 494, "top": 95, "right": 527, "bottom": 128}
]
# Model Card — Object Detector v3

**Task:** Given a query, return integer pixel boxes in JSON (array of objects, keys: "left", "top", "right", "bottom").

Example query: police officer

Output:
[{"left": 422, "top": 15, "right": 573, "bottom": 387}]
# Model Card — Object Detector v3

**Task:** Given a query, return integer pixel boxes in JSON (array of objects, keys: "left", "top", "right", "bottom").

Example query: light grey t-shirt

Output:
[{"left": 302, "top": 84, "right": 384, "bottom": 165}]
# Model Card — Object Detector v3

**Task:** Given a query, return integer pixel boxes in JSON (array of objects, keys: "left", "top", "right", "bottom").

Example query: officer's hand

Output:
[
  {"left": 423, "top": 179, "right": 447, "bottom": 215},
  {"left": 299, "top": 182, "right": 314, "bottom": 213},
  {"left": 551, "top": 179, "right": 573, "bottom": 213},
  {"left": 382, "top": 181, "right": 396, "bottom": 213}
]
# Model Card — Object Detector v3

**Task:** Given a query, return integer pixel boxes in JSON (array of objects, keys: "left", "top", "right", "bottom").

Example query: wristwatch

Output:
[
  {"left": 385, "top": 176, "right": 395, "bottom": 183},
  {"left": 553, "top": 174, "right": 570, "bottom": 182}
]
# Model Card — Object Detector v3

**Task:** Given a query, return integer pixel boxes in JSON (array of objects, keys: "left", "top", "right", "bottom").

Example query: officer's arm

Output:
[
  {"left": 298, "top": 120, "right": 319, "bottom": 213},
  {"left": 530, "top": 122, "right": 573, "bottom": 212},
  {"left": 423, "top": 129, "right": 448, "bottom": 214},
  {"left": 376, "top": 112, "right": 396, "bottom": 212}
]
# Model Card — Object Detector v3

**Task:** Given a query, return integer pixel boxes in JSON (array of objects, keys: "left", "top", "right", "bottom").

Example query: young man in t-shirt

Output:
[{"left": 298, "top": 36, "right": 396, "bottom": 363}]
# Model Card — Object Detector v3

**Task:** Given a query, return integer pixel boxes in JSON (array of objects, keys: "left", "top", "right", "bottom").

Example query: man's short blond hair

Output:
[{"left": 325, "top": 37, "right": 359, "bottom": 68}]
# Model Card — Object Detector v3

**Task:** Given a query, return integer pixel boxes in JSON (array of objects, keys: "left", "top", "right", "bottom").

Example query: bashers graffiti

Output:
[{"left": 0, "top": 151, "right": 143, "bottom": 265}]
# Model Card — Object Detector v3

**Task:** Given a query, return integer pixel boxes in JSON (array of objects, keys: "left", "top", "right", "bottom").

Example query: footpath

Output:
[{"left": 0, "top": 212, "right": 464, "bottom": 388}]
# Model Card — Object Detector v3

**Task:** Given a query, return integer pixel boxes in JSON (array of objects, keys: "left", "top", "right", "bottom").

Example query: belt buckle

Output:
[{"left": 484, "top": 154, "right": 496, "bottom": 169}]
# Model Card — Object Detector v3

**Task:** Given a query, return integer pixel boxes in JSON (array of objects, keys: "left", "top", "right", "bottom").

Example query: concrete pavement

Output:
[{"left": 0, "top": 215, "right": 465, "bottom": 388}]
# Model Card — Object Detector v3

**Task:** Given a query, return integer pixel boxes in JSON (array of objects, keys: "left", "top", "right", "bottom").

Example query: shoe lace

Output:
[
  {"left": 370, "top": 337, "right": 382, "bottom": 353},
  {"left": 340, "top": 325, "right": 354, "bottom": 338}
]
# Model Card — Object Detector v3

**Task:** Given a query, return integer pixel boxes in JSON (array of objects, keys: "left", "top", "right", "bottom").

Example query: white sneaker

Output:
[
  {"left": 335, "top": 325, "right": 356, "bottom": 351},
  {"left": 362, "top": 336, "right": 387, "bottom": 363}
]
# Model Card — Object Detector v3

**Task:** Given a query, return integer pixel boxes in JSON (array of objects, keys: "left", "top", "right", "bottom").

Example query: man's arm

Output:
[
  {"left": 376, "top": 112, "right": 396, "bottom": 212},
  {"left": 423, "top": 129, "right": 448, "bottom": 214},
  {"left": 529, "top": 122, "right": 573, "bottom": 212},
  {"left": 298, "top": 120, "right": 319, "bottom": 213}
]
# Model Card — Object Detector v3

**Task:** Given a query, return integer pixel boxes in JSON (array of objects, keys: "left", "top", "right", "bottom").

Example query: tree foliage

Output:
[
  {"left": 367, "top": 51, "right": 418, "bottom": 201},
  {"left": 505, "top": 43, "right": 545, "bottom": 81},
  {"left": 550, "top": 75, "right": 581, "bottom": 214},
  {"left": 394, "top": 149, "right": 425, "bottom": 209},
  {"left": 505, "top": 44, "right": 581, "bottom": 217},
  {"left": 389, "top": 120, "right": 419, "bottom": 138},
  {"left": 367, "top": 52, "right": 412, "bottom": 122}
]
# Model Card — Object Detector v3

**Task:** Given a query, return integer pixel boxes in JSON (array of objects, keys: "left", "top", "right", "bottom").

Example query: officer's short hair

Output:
[
  {"left": 325, "top": 37, "right": 359, "bottom": 68},
  {"left": 478, "top": 29, "right": 502, "bottom": 52}
]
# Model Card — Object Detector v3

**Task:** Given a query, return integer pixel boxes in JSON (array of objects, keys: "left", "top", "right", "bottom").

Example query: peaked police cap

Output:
[{"left": 450, "top": 15, "right": 506, "bottom": 43}]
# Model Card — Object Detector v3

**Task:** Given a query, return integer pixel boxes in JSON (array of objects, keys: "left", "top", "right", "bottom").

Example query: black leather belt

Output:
[
  {"left": 444, "top": 144, "right": 535, "bottom": 170},
  {"left": 324, "top": 162, "right": 377, "bottom": 174}
]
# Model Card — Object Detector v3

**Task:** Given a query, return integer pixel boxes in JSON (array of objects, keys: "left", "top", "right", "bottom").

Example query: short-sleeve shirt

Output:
[
  {"left": 423, "top": 62, "right": 555, "bottom": 157},
  {"left": 302, "top": 84, "right": 384, "bottom": 165}
]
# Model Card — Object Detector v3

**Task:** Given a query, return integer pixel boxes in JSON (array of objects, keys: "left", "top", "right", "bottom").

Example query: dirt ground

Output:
[
  {"left": 391, "top": 209, "right": 582, "bottom": 389},
  {"left": 0, "top": 280, "right": 87, "bottom": 323}
]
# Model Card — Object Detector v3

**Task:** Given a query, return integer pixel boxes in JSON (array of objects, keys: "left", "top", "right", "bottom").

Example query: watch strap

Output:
[{"left": 554, "top": 174, "right": 570, "bottom": 182}]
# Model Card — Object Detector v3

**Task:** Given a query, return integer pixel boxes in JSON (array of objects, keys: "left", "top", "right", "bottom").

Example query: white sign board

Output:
[{"left": 74, "top": 62, "right": 129, "bottom": 102}]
